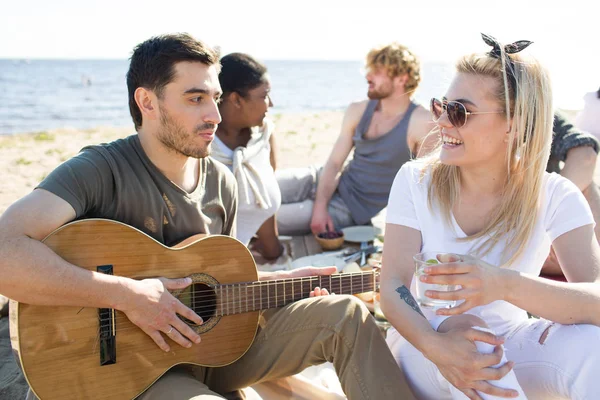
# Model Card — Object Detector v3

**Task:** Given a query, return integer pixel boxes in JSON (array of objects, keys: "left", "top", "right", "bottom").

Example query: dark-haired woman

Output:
[{"left": 212, "top": 53, "right": 283, "bottom": 260}]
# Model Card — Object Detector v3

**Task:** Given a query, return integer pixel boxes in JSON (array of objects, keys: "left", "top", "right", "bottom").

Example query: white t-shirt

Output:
[
  {"left": 386, "top": 161, "right": 594, "bottom": 336},
  {"left": 212, "top": 122, "right": 282, "bottom": 245}
]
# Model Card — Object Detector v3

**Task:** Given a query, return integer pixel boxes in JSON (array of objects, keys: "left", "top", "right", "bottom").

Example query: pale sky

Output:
[{"left": 1, "top": 0, "right": 598, "bottom": 108}]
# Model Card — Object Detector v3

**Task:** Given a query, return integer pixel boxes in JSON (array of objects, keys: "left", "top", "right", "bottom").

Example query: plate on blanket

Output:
[
  {"left": 341, "top": 226, "right": 382, "bottom": 243},
  {"left": 291, "top": 254, "right": 347, "bottom": 272}
]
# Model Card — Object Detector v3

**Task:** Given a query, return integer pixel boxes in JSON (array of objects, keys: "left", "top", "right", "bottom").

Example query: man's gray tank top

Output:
[{"left": 337, "top": 100, "right": 417, "bottom": 225}]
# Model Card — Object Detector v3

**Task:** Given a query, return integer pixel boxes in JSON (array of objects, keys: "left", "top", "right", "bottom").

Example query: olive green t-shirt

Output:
[{"left": 37, "top": 135, "right": 237, "bottom": 246}]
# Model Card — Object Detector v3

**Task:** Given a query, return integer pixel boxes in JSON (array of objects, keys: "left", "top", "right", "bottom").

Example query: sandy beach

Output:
[{"left": 0, "top": 111, "right": 344, "bottom": 215}]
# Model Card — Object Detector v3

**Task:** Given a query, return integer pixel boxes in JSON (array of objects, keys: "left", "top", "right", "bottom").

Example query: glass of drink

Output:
[{"left": 413, "top": 251, "right": 461, "bottom": 309}]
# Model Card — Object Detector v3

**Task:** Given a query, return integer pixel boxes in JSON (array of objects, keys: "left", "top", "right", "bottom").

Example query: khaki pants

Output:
[
  {"left": 138, "top": 296, "right": 414, "bottom": 399},
  {"left": 25, "top": 296, "right": 413, "bottom": 400}
]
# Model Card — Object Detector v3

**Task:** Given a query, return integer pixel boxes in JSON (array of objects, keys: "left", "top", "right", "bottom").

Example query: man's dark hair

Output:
[
  {"left": 219, "top": 53, "right": 268, "bottom": 97},
  {"left": 127, "top": 33, "right": 220, "bottom": 130}
]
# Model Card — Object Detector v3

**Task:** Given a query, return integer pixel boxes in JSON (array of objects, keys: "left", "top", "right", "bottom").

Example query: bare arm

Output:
[
  {"left": 380, "top": 223, "right": 436, "bottom": 345},
  {"left": 407, "top": 106, "right": 438, "bottom": 157},
  {"left": 310, "top": 101, "right": 364, "bottom": 233},
  {"left": 505, "top": 224, "right": 600, "bottom": 325},
  {"left": 253, "top": 216, "right": 283, "bottom": 260},
  {"left": 560, "top": 146, "right": 597, "bottom": 191},
  {"left": 0, "top": 189, "right": 131, "bottom": 308},
  {"left": 269, "top": 131, "right": 277, "bottom": 171}
]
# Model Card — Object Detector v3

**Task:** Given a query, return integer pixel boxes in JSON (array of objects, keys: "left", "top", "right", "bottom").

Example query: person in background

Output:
[
  {"left": 542, "top": 112, "right": 600, "bottom": 276},
  {"left": 211, "top": 52, "right": 283, "bottom": 260},
  {"left": 575, "top": 87, "right": 600, "bottom": 140},
  {"left": 381, "top": 33, "right": 600, "bottom": 399},
  {"left": 276, "top": 42, "right": 435, "bottom": 236}
]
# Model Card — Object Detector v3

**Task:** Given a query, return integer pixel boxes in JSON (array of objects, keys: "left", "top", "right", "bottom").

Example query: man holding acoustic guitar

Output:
[{"left": 0, "top": 34, "right": 414, "bottom": 399}]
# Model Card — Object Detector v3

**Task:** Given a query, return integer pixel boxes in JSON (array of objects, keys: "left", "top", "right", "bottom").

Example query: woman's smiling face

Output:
[{"left": 438, "top": 72, "right": 509, "bottom": 168}]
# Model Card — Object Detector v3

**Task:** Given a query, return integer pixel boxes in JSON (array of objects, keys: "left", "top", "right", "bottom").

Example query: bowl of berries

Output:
[{"left": 315, "top": 230, "right": 345, "bottom": 251}]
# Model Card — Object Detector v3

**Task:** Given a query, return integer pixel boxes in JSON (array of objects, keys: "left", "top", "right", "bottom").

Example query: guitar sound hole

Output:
[{"left": 179, "top": 283, "right": 216, "bottom": 324}]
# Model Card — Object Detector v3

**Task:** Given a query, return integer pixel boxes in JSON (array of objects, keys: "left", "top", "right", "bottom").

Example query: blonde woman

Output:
[{"left": 381, "top": 34, "right": 600, "bottom": 399}]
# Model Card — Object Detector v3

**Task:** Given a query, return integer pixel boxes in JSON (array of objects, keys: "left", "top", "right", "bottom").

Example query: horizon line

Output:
[{"left": 0, "top": 56, "right": 448, "bottom": 63}]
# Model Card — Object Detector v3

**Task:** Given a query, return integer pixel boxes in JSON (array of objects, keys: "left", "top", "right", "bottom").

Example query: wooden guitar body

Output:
[{"left": 10, "top": 219, "right": 259, "bottom": 400}]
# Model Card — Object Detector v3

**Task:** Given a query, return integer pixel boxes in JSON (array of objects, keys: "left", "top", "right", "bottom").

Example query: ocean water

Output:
[
  {"left": 0, "top": 59, "right": 132, "bottom": 135},
  {"left": 0, "top": 59, "right": 585, "bottom": 135},
  {"left": 0, "top": 59, "right": 454, "bottom": 135}
]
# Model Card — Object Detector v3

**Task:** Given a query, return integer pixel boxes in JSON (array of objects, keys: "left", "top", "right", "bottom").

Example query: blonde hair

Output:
[
  {"left": 424, "top": 49, "right": 553, "bottom": 266},
  {"left": 365, "top": 43, "right": 421, "bottom": 93}
]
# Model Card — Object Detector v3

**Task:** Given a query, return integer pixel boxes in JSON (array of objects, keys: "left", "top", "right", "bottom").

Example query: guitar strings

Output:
[
  {"left": 97, "top": 281, "right": 377, "bottom": 327},
  {"left": 94, "top": 272, "right": 378, "bottom": 325},
  {"left": 96, "top": 278, "right": 378, "bottom": 328},
  {"left": 98, "top": 272, "right": 376, "bottom": 313},
  {"left": 95, "top": 283, "right": 378, "bottom": 334},
  {"left": 95, "top": 285, "right": 378, "bottom": 336},
  {"left": 114, "top": 272, "right": 377, "bottom": 305},
  {"left": 168, "top": 272, "right": 376, "bottom": 302},
  {"left": 96, "top": 278, "right": 379, "bottom": 331}
]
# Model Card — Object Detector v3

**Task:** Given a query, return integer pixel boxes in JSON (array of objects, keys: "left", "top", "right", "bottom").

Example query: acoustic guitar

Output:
[{"left": 9, "top": 219, "right": 379, "bottom": 399}]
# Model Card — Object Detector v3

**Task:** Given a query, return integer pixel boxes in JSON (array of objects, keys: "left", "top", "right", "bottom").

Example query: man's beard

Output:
[
  {"left": 157, "top": 109, "right": 215, "bottom": 159},
  {"left": 367, "top": 83, "right": 393, "bottom": 100}
]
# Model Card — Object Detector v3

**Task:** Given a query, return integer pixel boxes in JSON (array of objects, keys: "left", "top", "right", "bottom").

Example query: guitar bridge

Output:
[{"left": 97, "top": 265, "right": 116, "bottom": 366}]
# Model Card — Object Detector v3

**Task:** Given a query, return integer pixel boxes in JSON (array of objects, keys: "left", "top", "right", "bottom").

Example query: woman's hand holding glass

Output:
[
  {"left": 424, "top": 324, "right": 518, "bottom": 399},
  {"left": 420, "top": 254, "right": 513, "bottom": 316}
]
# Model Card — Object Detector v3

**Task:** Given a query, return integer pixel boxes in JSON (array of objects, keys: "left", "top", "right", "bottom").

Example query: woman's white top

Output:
[
  {"left": 211, "top": 119, "right": 281, "bottom": 245},
  {"left": 575, "top": 91, "right": 600, "bottom": 139},
  {"left": 386, "top": 161, "right": 594, "bottom": 336}
]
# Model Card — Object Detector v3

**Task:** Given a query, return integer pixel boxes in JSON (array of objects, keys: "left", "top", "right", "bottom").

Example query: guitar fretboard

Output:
[{"left": 214, "top": 271, "right": 377, "bottom": 316}]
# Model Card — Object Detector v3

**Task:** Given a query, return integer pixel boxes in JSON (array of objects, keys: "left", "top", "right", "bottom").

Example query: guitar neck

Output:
[{"left": 214, "top": 271, "right": 378, "bottom": 316}]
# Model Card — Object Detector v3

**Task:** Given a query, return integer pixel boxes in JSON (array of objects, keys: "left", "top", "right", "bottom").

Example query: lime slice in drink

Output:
[{"left": 425, "top": 258, "right": 439, "bottom": 265}]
